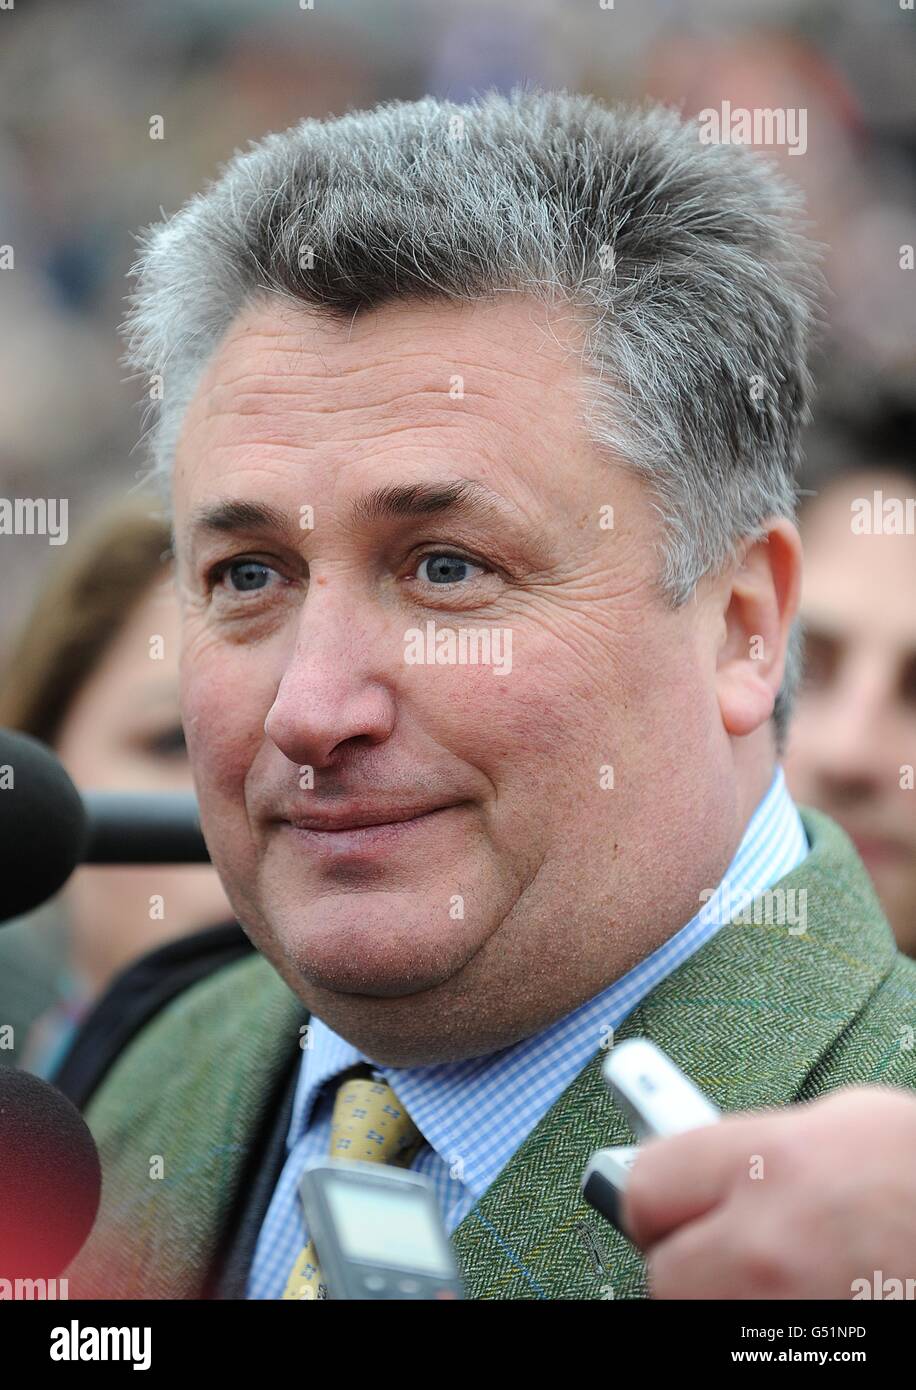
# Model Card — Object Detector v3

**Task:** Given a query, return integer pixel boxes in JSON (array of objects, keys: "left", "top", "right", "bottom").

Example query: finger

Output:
[
  {"left": 645, "top": 1203, "right": 768, "bottom": 1300},
  {"left": 623, "top": 1110, "right": 776, "bottom": 1250}
]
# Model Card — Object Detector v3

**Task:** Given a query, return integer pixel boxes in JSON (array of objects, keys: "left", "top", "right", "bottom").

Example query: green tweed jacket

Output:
[{"left": 66, "top": 809, "right": 916, "bottom": 1299}]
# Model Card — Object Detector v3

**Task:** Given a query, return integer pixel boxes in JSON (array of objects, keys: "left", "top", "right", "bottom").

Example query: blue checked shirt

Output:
[{"left": 247, "top": 765, "right": 808, "bottom": 1297}]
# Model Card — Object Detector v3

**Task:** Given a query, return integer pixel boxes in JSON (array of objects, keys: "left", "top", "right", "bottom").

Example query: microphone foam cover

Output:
[
  {"left": 0, "top": 1068, "right": 102, "bottom": 1280},
  {"left": 0, "top": 728, "right": 87, "bottom": 922}
]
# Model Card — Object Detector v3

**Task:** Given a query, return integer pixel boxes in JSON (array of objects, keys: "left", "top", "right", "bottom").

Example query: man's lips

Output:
[
  {"left": 275, "top": 802, "right": 465, "bottom": 860},
  {"left": 279, "top": 802, "right": 464, "bottom": 833}
]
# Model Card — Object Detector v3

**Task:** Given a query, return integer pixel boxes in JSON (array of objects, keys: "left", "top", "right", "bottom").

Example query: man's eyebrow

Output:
[
  {"left": 187, "top": 499, "right": 293, "bottom": 539},
  {"left": 350, "top": 479, "right": 515, "bottom": 527},
  {"left": 185, "top": 478, "right": 533, "bottom": 551}
]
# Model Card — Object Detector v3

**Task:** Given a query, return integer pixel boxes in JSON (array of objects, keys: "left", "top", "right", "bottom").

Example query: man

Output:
[
  {"left": 785, "top": 390, "right": 916, "bottom": 957},
  {"left": 66, "top": 89, "right": 916, "bottom": 1300}
]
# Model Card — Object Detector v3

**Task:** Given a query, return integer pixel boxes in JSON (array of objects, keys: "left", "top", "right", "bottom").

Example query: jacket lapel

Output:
[
  {"left": 452, "top": 808, "right": 898, "bottom": 1298},
  {"left": 68, "top": 952, "right": 306, "bottom": 1299}
]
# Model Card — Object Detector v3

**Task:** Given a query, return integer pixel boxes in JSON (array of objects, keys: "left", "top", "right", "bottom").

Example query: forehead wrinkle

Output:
[
  {"left": 182, "top": 373, "right": 573, "bottom": 464},
  {"left": 202, "top": 296, "right": 583, "bottom": 397},
  {"left": 206, "top": 351, "right": 572, "bottom": 406},
  {"left": 178, "top": 308, "right": 589, "bottom": 483},
  {"left": 175, "top": 300, "right": 599, "bottom": 550}
]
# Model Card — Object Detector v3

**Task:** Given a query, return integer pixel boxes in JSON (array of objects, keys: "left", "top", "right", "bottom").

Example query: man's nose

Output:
[{"left": 263, "top": 592, "right": 397, "bottom": 769}]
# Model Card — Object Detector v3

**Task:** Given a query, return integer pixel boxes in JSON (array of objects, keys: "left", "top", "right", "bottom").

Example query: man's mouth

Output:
[
  {"left": 284, "top": 801, "right": 462, "bottom": 832},
  {"left": 277, "top": 802, "right": 466, "bottom": 856}
]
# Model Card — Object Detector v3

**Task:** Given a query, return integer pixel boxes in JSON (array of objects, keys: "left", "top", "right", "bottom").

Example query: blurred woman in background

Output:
[{"left": 0, "top": 494, "right": 236, "bottom": 1077}]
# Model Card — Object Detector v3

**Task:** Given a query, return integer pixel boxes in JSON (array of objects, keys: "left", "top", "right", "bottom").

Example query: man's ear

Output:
[{"left": 715, "top": 518, "right": 803, "bottom": 738}]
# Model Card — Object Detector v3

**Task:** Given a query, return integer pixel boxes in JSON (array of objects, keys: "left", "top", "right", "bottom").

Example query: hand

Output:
[{"left": 622, "top": 1086, "right": 916, "bottom": 1299}]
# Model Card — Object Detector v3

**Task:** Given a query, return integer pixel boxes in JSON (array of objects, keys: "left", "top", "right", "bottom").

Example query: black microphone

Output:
[
  {"left": 0, "top": 727, "right": 210, "bottom": 924},
  {"left": 0, "top": 729, "right": 88, "bottom": 922},
  {"left": 0, "top": 1068, "right": 102, "bottom": 1281}
]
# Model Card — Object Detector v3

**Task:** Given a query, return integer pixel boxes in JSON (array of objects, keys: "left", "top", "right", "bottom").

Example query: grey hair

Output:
[{"left": 124, "top": 87, "right": 822, "bottom": 744}]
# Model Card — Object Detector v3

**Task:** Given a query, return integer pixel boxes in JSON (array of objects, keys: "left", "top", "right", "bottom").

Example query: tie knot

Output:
[{"left": 329, "top": 1067, "right": 422, "bottom": 1166}]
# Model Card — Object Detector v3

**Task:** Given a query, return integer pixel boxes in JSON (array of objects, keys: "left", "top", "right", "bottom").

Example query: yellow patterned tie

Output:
[{"left": 282, "top": 1065, "right": 424, "bottom": 1300}]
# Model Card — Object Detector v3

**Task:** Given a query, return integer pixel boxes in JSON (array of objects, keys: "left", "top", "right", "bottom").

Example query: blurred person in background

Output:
[
  {"left": 0, "top": 495, "right": 237, "bottom": 1078},
  {"left": 785, "top": 382, "right": 916, "bottom": 956},
  {"left": 641, "top": 10, "right": 916, "bottom": 376}
]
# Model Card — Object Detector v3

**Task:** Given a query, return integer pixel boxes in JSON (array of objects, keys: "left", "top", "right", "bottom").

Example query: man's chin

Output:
[{"left": 259, "top": 896, "right": 491, "bottom": 999}]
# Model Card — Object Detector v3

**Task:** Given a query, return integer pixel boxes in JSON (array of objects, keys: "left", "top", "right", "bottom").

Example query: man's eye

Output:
[
  {"left": 213, "top": 558, "right": 278, "bottom": 594},
  {"left": 415, "top": 552, "right": 485, "bottom": 585}
]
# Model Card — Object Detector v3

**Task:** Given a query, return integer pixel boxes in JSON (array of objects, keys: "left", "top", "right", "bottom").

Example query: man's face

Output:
[
  {"left": 785, "top": 472, "right": 916, "bottom": 955},
  {"left": 173, "top": 294, "right": 736, "bottom": 1064}
]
